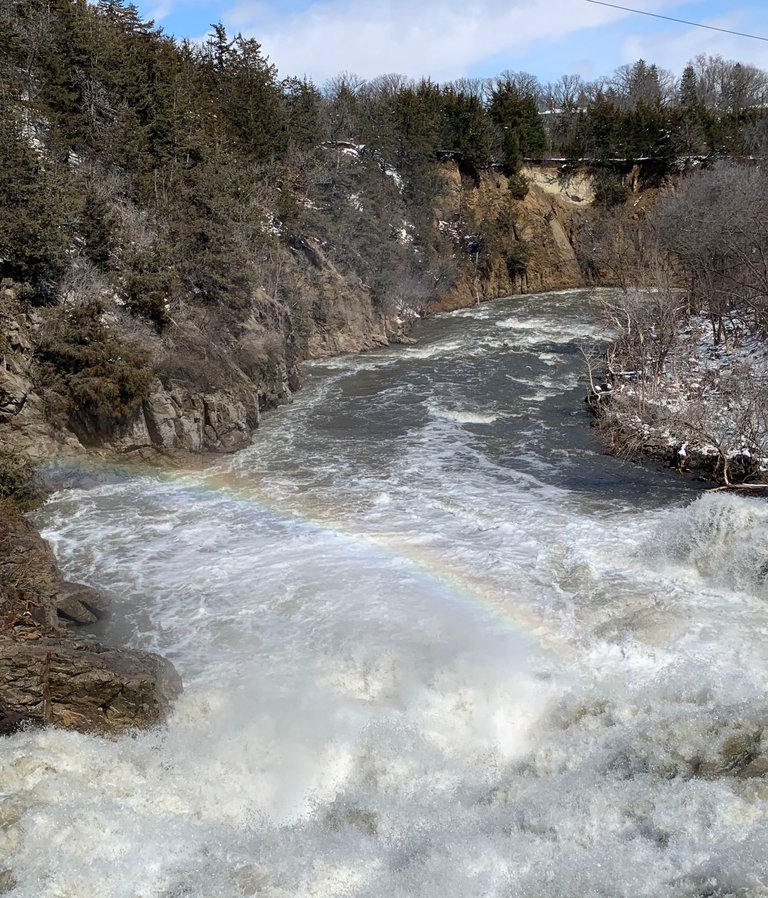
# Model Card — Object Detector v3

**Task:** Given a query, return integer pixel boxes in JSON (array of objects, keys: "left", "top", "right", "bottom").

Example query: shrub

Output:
[
  {"left": 0, "top": 449, "right": 45, "bottom": 511},
  {"left": 35, "top": 300, "right": 153, "bottom": 440},
  {"left": 505, "top": 238, "right": 530, "bottom": 278},
  {"left": 124, "top": 271, "right": 174, "bottom": 329},
  {"left": 592, "top": 169, "right": 630, "bottom": 208},
  {"left": 507, "top": 171, "right": 529, "bottom": 200}
]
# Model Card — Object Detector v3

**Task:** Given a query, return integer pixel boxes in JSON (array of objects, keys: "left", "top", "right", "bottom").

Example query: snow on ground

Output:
[
  {"left": 259, "top": 211, "right": 283, "bottom": 237},
  {"left": 395, "top": 220, "right": 414, "bottom": 244},
  {"left": 383, "top": 166, "right": 404, "bottom": 191},
  {"left": 604, "top": 311, "right": 768, "bottom": 480}
]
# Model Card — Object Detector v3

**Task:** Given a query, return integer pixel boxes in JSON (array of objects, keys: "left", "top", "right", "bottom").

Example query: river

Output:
[{"left": 4, "top": 289, "right": 768, "bottom": 897}]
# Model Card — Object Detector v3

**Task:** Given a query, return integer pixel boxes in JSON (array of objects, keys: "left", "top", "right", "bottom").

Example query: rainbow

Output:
[{"left": 41, "top": 456, "right": 574, "bottom": 661}]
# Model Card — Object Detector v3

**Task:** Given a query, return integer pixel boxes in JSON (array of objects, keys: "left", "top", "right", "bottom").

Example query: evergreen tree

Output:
[
  {"left": 392, "top": 81, "right": 442, "bottom": 168},
  {"left": 0, "top": 102, "right": 72, "bottom": 294},
  {"left": 679, "top": 64, "right": 698, "bottom": 107},
  {"left": 200, "top": 26, "right": 287, "bottom": 160},
  {"left": 489, "top": 79, "right": 547, "bottom": 174},
  {"left": 80, "top": 189, "right": 114, "bottom": 269},
  {"left": 282, "top": 77, "right": 322, "bottom": 152},
  {"left": 389, "top": 80, "right": 444, "bottom": 225},
  {"left": 574, "top": 92, "right": 620, "bottom": 160},
  {"left": 441, "top": 87, "right": 491, "bottom": 176},
  {"left": 323, "top": 72, "right": 364, "bottom": 142},
  {"left": 35, "top": 0, "right": 93, "bottom": 148}
]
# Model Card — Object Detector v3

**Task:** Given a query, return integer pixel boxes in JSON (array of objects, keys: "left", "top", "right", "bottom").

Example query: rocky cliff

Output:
[
  {"left": 1, "top": 163, "right": 592, "bottom": 465},
  {"left": 430, "top": 162, "right": 588, "bottom": 313}
]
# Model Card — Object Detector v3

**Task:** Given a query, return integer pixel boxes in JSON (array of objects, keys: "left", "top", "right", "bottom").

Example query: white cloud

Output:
[
  {"left": 620, "top": 11, "right": 768, "bottom": 74},
  {"left": 221, "top": 0, "right": 646, "bottom": 82},
  {"left": 147, "top": 2, "right": 173, "bottom": 22}
]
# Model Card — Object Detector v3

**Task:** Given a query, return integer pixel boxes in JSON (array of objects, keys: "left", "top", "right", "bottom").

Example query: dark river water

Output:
[{"left": 5, "top": 289, "right": 768, "bottom": 898}]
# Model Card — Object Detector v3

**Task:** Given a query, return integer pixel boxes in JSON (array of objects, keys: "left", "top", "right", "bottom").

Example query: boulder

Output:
[
  {"left": 0, "top": 504, "right": 182, "bottom": 735},
  {"left": 0, "top": 510, "right": 60, "bottom": 632},
  {"left": 55, "top": 581, "right": 112, "bottom": 624},
  {"left": 0, "top": 368, "right": 29, "bottom": 417},
  {"left": 0, "top": 636, "right": 181, "bottom": 735}
]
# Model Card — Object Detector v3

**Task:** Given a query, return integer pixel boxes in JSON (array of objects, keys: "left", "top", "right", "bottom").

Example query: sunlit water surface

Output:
[{"left": 4, "top": 290, "right": 768, "bottom": 897}]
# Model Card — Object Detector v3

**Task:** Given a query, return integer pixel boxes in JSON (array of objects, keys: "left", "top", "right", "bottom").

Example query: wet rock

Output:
[
  {"left": 0, "top": 636, "right": 181, "bottom": 735},
  {"left": 0, "top": 510, "right": 60, "bottom": 632},
  {"left": 203, "top": 395, "right": 254, "bottom": 452},
  {"left": 117, "top": 380, "right": 261, "bottom": 454},
  {"left": 55, "top": 581, "right": 112, "bottom": 624},
  {"left": 143, "top": 384, "right": 200, "bottom": 450},
  {"left": 0, "top": 504, "right": 182, "bottom": 735}
]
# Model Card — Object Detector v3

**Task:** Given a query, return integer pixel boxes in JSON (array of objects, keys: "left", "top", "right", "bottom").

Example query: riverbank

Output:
[
  {"left": 0, "top": 159, "right": 605, "bottom": 725},
  {"left": 0, "top": 150, "right": 598, "bottom": 734},
  {"left": 589, "top": 308, "right": 768, "bottom": 486}
]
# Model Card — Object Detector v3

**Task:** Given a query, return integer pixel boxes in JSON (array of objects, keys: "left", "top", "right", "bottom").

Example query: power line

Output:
[{"left": 584, "top": 0, "right": 768, "bottom": 42}]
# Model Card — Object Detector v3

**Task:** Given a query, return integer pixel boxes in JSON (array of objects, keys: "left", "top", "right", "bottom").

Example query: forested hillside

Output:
[{"left": 1, "top": 0, "right": 767, "bottom": 470}]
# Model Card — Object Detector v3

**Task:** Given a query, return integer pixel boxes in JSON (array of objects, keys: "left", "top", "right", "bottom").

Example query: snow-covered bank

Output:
[{"left": 591, "top": 308, "right": 768, "bottom": 486}]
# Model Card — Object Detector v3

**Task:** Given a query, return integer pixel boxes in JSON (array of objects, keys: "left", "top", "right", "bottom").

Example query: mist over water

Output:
[{"left": 5, "top": 290, "right": 768, "bottom": 897}]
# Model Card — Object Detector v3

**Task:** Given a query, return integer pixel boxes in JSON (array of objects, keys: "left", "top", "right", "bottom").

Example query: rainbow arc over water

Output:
[{"left": 44, "top": 457, "right": 574, "bottom": 661}]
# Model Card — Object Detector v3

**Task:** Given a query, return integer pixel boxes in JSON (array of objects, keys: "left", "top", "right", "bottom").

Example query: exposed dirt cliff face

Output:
[
  {"left": 429, "top": 163, "right": 588, "bottom": 313},
  {"left": 519, "top": 163, "right": 592, "bottom": 291}
]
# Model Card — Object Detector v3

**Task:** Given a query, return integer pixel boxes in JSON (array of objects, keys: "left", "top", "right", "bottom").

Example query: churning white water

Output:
[{"left": 4, "top": 290, "right": 768, "bottom": 897}]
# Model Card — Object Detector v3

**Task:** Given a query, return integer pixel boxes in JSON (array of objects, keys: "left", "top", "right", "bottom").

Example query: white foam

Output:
[
  {"left": 402, "top": 338, "right": 466, "bottom": 359},
  {"left": 642, "top": 492, "right": 768, "bottom": 598},
  {"left": 430, "top": 407, "right": 499, "bottom": 425}
]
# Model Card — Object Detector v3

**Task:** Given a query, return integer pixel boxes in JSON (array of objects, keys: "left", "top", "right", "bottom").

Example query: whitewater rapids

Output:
[{"left": 3, "top": 290, "right": 768, "bottom": 897}]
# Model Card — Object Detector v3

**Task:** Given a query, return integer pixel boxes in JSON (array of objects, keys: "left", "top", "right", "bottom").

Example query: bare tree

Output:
[
  {"left": 544, "top": 74, "right": 586, "bottom": 112},
  {"left": 663, "top": 364, "right": 767, "bottom": 485},
  {"left": 592, "top": 160, "right": 768, "bottom": 485},
  {"left": 690, "top": 54, "right": 768, "bottom": 114},
  {"left": 600, "top": 280, "right": 684, "bottom": 379},
  {"left": 322, "top": 71, "right": 366, "bottom": 142},
  {"left": 652, "top": 163, "right": 768, "bottom": 342},
  {"left": 610, "top": 59, "right": 675, "bottom": 111},
  {"left": 363, "top": 73, "right": 411, "bottom": 101},
  {"left": 496, "top": 70, "right": 543, "bottom": 103},
  {"left": 446, "top": 77, "right": 494, "bottom": 104}
]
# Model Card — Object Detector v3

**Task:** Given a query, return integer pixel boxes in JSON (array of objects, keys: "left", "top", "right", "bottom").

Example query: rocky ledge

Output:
[{"left": 0, "top": 506, "right": 181, "bottom": 736}]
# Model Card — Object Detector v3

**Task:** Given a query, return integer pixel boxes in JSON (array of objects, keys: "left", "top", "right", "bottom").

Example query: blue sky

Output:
[{"left": 139, "top": 0, "right": 768, "bottom": 86}]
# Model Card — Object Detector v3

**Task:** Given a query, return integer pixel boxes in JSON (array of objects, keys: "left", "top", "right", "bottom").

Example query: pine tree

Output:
[
  {"left": 679, "top": 64, "right": 698, "bottom": 108},
  {"left": 0, "top": 102, "right": 71, "bottom": 293},
  {"left": 441, "top": 88, "right": 491, "bottom": 176},
  {"left": 200, "top": 26, "right": 287, "bottom": 161},
  {"left": 489, "top": 79, "right": 547, "bottom": 175},
  {"left": 283, "top": 78, "right": 322, "bottom": 151}
]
